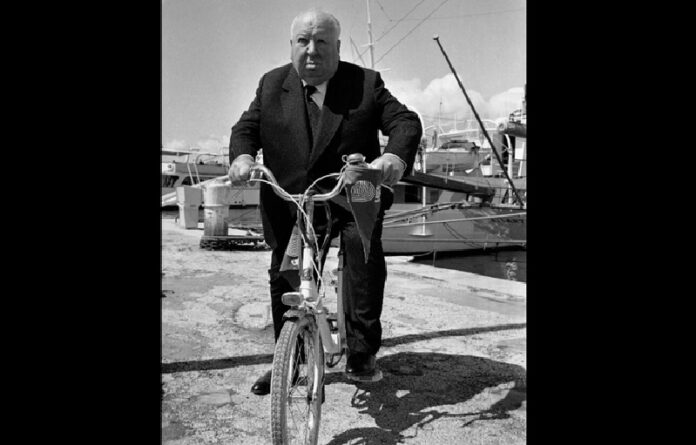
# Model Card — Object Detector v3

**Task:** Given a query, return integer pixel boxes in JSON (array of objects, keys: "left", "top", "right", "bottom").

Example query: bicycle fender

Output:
[{"left": 282, "top": 309, "right": 307, "bottom": 320}]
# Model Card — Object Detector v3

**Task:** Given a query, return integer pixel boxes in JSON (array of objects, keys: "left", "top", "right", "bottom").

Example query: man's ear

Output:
[{"left": 337, "top": 40, "right": 341, "bottom": 54}]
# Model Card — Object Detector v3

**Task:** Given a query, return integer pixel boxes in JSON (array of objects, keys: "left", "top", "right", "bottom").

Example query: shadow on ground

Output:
[
  {"left": 162, "top": 324, "right": 526, "bottom": 443},
  {"left": 161, "top": 323, "right": 526, "bottom": 374},
  {"left": 323, "top": 352, "right": 526, "bottom": 445}
]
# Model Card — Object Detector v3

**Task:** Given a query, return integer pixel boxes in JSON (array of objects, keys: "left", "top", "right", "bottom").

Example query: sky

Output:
[{"left": 162, "top": 0, "right": 526, "bottom": 152}]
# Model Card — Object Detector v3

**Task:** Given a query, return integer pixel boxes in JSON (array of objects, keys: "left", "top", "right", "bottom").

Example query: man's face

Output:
[{"left": 290, "top": 13, "right": 340, "bottom": 86}]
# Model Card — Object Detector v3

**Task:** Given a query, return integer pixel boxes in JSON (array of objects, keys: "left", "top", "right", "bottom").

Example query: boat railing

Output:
[{"left": 166, "top": 152, "right": 229, "bottom": 188}]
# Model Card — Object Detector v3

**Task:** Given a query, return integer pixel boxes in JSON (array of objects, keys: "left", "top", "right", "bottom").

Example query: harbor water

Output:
[{"left": 410, "top": 248, "right": 526, "bottom": 283}]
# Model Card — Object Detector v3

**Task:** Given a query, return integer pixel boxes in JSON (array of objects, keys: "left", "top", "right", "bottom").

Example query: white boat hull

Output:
[{"left": 382, "top": 204, "right": 526, "bottom": 255}]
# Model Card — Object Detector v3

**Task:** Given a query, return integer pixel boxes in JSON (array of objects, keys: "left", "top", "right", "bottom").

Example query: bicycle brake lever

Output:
[{"left": 248, "top": 165, "right": 264, "bottom": 181}]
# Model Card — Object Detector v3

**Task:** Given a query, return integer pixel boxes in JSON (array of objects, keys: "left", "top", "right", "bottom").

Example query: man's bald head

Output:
[
  {"left": 289, "top": 8, "right": 341, "bottom": 86},
  {"left": 290, "top": 9, "right": 341, "bottom": 39}
]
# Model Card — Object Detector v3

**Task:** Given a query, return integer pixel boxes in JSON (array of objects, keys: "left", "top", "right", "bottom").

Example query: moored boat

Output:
[
  {"left": 161, "top": 147, "right": 259, "bottom": 208},
  {"left": 382, "top": 100, "right": 527, "bottom": 255}
]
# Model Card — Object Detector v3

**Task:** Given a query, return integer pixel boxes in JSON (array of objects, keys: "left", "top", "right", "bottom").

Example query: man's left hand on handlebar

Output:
[
  {"left": 369, "top": 153, "right": 407, "bottom": 186},
  {"left": 228, "top": 154, "right": 256, "bottom": 185}
]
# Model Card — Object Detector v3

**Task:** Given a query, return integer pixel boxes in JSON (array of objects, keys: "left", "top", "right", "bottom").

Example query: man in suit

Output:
[{"left": 228, "top": 8, "right": 422, "bottom": 395}]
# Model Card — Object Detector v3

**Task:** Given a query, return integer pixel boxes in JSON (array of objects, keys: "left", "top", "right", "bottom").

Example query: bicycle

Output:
[{"left": 245, "top": 153, "right": 384, "bottom": 445}]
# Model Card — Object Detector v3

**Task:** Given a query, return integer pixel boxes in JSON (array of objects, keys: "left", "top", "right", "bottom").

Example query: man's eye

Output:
[{"left": 297, "top": 38, "right": 308, "bottom": 45}]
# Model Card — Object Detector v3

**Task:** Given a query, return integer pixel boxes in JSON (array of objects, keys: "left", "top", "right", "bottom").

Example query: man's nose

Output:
[{"left": 306, "top": 40, "right": 317, "bottom": 54}]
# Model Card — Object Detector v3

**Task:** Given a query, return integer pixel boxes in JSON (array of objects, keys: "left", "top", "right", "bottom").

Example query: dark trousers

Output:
[{"left": 267, "top": 190, "right": 392, "bottom": 356}]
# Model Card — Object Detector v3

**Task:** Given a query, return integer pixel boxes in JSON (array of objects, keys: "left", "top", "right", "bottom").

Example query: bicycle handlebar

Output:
[
  {"left": 221, "top": 153, "right": 380, "bottom": 203},
  {"left": 248, "top": 164, "right": 346, "bottom": 203}
]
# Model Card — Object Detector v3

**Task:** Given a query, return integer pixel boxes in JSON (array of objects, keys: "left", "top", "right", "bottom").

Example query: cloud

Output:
[
  {"left": 488, "top": 87, "right": 525, "bottom": 118},
  {"left": 196, "top": 137, "right": 226, "bottom": 152},
  {"left": 163, "top": 135, "right": 230, "bottom": 153},
  {"left": 164, "top": 139, "right": 188, "bottom": 150},
  {"left": 384, "top": 74, "right": 524, "bottom": 131},
  {"left": 197, "top": 135, "right": 231, "bottom": 153}
]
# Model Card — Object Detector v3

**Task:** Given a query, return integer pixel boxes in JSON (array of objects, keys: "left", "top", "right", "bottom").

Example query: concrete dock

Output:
[{"left": 161, "top": 218, "right": 526, "bottom": 444}]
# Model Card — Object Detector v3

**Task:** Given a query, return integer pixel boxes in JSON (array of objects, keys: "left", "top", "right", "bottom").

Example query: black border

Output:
[
  {"left": 43, "top": 3, "right": 163, "bottom": 441},
  {"left": 525, "top": 2, "right": 642, "bottom": 441}
]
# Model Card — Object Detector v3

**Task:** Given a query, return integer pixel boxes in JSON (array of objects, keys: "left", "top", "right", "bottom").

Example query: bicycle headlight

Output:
[{"left": 281, "top": 291, "right": 303, "bottom": 306}]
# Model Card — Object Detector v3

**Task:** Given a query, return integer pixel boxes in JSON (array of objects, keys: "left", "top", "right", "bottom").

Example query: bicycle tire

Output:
[{"left": 270, "top": 317, "right": 324, "bottom": 445}]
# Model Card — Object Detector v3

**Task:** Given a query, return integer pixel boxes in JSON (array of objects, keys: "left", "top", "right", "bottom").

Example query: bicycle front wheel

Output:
[{"left": 270, "top": 316, "right": 324, "bottom": 445}]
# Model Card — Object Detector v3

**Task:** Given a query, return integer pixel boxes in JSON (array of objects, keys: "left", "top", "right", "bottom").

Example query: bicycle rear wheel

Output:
[{"left": 270, "top": 316, "right": 324, "bottom": 445}]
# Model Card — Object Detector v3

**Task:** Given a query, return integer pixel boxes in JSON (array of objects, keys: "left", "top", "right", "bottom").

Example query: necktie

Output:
[{"left": 305, "top": 85, "right": 320, "bottom": 145}]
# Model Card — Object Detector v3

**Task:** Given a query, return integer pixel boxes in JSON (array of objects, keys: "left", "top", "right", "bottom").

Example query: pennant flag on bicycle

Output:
[{"left": 344, "top": 165, "right": 382, "bottom": 263}]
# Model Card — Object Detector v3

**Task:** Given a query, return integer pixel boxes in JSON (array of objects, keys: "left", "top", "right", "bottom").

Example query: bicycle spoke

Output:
[{"left": 287, "top": 331, "right": 311, "bottom": 442}]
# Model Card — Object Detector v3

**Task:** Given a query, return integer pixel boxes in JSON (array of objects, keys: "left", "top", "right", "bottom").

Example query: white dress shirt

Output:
[{"left": 301, "top": 80, "right": 327, "bottom": 110}]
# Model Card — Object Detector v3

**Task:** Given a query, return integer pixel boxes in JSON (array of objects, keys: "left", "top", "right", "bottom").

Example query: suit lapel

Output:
[
  {"left": 308, "top": 69, "right": 346, "bottom": 170},
  {"left": 281, "top": 69, "right": 311, "bottom": 166}
]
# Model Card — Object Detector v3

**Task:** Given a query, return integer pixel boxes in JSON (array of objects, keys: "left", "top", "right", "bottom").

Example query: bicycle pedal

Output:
[{"left": 345, "top": 369, "right": 383, "bottom": 383}]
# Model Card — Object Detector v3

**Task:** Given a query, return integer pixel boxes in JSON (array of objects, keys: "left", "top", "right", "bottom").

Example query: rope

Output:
[
  {"left": 375, "top": 0, "right": 451, "bottom": 65},
  {"left": 376, "top": 0, "right": 427, "bottom": 42},
  {"left": 384, "top": 211, "right": 527, "bottom": 228}
]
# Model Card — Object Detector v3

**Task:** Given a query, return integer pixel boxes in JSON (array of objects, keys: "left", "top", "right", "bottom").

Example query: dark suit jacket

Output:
[{"left": 230, "top": 61, "right": 422, "bottom": 250}]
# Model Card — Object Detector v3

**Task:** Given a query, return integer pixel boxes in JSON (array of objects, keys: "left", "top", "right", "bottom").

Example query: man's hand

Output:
[
  {"left": 228, "top": 154, "right": 256, "bottom": 185},
  {"left": 369, "top": 153, "right": 407, "bottom": 186}
]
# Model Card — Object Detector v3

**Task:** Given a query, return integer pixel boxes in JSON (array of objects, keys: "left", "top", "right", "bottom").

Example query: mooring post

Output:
[
  {"left": 176, "top": 185, "right": 203, "bottom": 229},
  {"left": 202, "top": 182, "right": 231, "bottom": 236}
]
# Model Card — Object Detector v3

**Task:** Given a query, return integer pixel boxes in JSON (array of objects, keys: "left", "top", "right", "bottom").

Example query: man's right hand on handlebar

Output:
[
  {"left": 228, "top": 154, "right": 256, "bottom": 185},
  {"left": 369, "top": 153, "right": 406, "bottom": 186}
]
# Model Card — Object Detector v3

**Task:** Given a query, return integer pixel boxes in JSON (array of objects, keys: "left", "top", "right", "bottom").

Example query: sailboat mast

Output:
[
  {"left": 366, "top": 0, "right": 375, "bottom": 69},
  {"left": 438, "top": 98, "right": 442, "bottom": 130}
]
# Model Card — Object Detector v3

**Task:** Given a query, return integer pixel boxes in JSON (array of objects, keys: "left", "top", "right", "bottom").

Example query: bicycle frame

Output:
[
  {"left": 246, "top": 165, "right": 348, "bottom": 357},
  {"left": 283, "top": 199, "right": 347, "bottom": 356}
]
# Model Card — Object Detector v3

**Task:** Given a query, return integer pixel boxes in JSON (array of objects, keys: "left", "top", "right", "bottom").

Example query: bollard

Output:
[
  {"left": 202, "top": 182, "right": 231, "bottom": 236},
  {"left": 176, "top": 186, "right": 203, "bottom": 229}
]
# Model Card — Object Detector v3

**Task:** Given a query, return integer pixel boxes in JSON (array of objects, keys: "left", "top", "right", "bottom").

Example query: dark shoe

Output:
[
  {"left": 345, "top": 352, "right": 376, "bottom": 378},
  {"left": 251, "top": 370, "right": 272, "bottom": 395}
]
